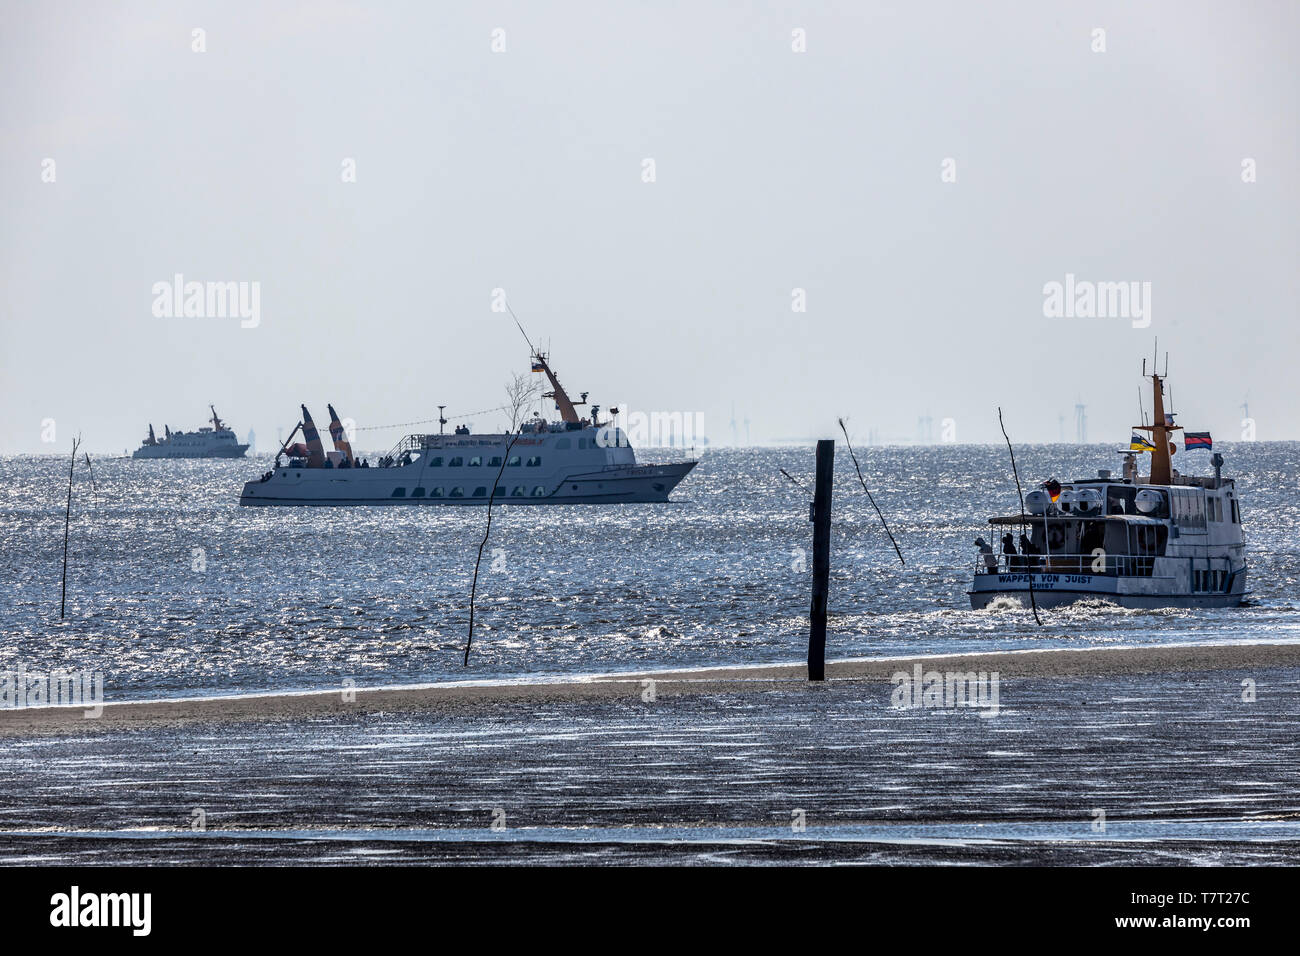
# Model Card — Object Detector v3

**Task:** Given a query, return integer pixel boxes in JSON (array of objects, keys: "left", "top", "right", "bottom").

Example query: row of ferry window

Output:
[
  {"left": 391, "top": 486, "right": 548, "bottom": 498},
  {"left": 1205, "top": 496, "right": 1240, "bottom": 523},
  {"left": 1193, "top": 569, "right": 1229, "bottom": 592},
  {"left": 1170, "top": 489, "right": 1240, "bottom": 528},
  {"left": 422, "top": 455, "right": 541, "bottom": 467}
]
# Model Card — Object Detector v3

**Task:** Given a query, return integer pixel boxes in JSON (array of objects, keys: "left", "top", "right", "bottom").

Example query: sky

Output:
[{"left": 2, "top": 0, "right": 1297, "bottom": 453}]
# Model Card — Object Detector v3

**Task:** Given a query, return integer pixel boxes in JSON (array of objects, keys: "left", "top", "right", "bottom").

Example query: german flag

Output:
[
  {"left": 1130, "top": 433, "right": 1156, "bottom": 452},
  {"left": 530, "top": 360, "right": 545, "bottom": 373},
  {"left": 1184, "top": 432, "right": 1212, "bottom": 451}
]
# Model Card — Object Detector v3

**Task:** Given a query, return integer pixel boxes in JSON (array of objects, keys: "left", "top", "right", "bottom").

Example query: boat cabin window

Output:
[
  {"left": 472, "top": 486, "right": 488, "bottom": 497},
  {"left": 1106, "top": 485, "right": 1137, "bottom": 515},
  {"left": 449, "top": 487, "right": 464, "bottom": 498},
  {"left": 391, "top": 488, "right": 406, "bottom": 498},
  {"left": 1231, "top": 499, "right": 1240, "bottom": 524},
  {"left": 494, "top": 485, "right": 506, "bottom": 498},
  {"left": 526, "top": 456, "right": 542, "bottom": 467},
  {"left": 579, "top": 438, "right": 588, "bottom": 449},
  {"left": 488, "top": 456, "right": 502, "bottom": 467},
  {"left": 431, "top": 487, "right": 445, "bottom": 498},
  {"left": 449, "top": 457, "right": 463, "bottom": 467},
  {"left": 508, "top": 456, "right": 521, "bottom": 467},
  {"left": 511, "top": 486, "right": 526, "bottom": 497},
  {"left": 427, "top": 456, "right": 443, "bottom": 467},
  {"left": 412, "top": 488, "right": 425, "bottom": 498},
  {"left": 555, "top": 438, "right": 571, "bottom": 449},
  {"left": 1171, "top": 488, "right": 1207, "bottom": 532},
  {"left": 1194, "top": 569, "right": 1227, "bottom": 592},
  {"left": 468, "top": 456, "right": 483, "bottom": 467},
  {"left": 532, "top": 486, "right": 547, "bottom": 496}
]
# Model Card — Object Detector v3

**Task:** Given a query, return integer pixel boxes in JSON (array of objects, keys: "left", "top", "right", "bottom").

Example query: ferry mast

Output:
[
  {"left": 1133, "top": 366, "right": 1181, "bottom": 485},
  {"left": 531, "top": 352, "right": 584, "bottom": 424}
]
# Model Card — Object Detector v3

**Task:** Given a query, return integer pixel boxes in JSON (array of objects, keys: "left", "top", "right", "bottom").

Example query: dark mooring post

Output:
[{"left": 808, "top": 439, "right": 834, "bottom": 681}]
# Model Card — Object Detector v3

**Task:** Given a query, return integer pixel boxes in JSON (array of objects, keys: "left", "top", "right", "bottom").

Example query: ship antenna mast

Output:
[
  {"left": 505, "top": 301, "right": 536, "bottom": 355},
  {"left": 504, "top": 300, "right": 581, "bottom": 424}
]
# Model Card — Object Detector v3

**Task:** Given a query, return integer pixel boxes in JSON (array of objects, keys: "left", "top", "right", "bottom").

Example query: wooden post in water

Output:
[
  {"left": 808, "top": 439, "right": 834, "bottom": 681},
  {"left": 60, "top": 436, "right": 81, "bottom": 620}
]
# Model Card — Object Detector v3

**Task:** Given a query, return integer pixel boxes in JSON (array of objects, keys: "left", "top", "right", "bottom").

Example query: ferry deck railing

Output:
[
  {"left": 974, "top": 553, "right": 1156, "bottom": 577},
  {"left": 974, "top": 552, "right": 1238, "bottom": 582}
]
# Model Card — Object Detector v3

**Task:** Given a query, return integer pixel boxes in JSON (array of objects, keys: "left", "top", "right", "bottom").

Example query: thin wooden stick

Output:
[
  {"left": 464, "top": 431, "right": 522, "bottom": 666},
  {"left": 83, "top": 452, "right": 97, "bottom": 510},
  {"left": 60, "top": 435, "right": 82, "bottom": 619},
  {"left": 837, "top": 419, "right": 905, "bottom": 566},
  {"left": 997, "top": 407, "right": 1042, "bottom": 625},
  {"left": 779, "top": 467, "right": 811, "bottom": 496}
]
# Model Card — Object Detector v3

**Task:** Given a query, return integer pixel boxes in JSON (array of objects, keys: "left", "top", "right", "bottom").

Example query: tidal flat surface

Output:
[{"left": 2, "top": 668, "right": 1296, "bottom": 865}]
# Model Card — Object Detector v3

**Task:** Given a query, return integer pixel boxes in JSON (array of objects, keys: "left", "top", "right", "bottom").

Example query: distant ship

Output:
[
  {"left": 133, "top": 406, "right": 249, "bottom": 459},
  {"left": 969, "top": 361, "right": 1246, "bottom": 609},
  {"left": 240, "top": 351, "right": 697, "bottom": 506}
]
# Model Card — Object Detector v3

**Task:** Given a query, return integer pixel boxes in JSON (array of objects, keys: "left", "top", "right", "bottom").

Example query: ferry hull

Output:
[
  {"left": 239, "top": 461, "right": 696, "bottom": 506},
  {"left": 968, "top": 571, "right": 1248, "bottom": 610}
]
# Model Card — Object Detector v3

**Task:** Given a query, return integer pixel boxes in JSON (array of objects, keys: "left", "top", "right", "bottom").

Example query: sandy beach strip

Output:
[{"left": 3, "top": 641, "right": 1296, "bottom": 735}]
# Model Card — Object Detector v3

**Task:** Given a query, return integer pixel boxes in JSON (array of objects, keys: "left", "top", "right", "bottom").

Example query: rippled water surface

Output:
[{"left": 2, "top": 443, "right": 1297, "bottom": 700}]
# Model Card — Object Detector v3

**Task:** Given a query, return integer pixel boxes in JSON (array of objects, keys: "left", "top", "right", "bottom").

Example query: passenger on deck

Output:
[
  {"left": 975, "top": 537, "right": 998, "bottom": 574},
  {"left": 1001, "top": 532, "right": 1019, "bottom": 570},
  {"left": 1019, "top": 533, "right": 1038, "bottom": 570}
]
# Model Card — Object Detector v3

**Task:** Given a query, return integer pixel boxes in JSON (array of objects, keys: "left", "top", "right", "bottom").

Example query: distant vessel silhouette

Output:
[{"left": 133, "top": 406, "right": 248, "bottom": 459}]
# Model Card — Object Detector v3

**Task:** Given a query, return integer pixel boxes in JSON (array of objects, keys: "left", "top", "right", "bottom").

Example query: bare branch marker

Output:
[
  {"left": 83, "top": 452, "right": 98, "bottom": 510},
  {"left": 464, "top": 431, "right": 522, "bottom": 666},
  {"left": 836, "top": 418, "right": 905, "bottom": 566},
  {"left": 779, "top": 467, "right": 811, "bottom": 496},
  {"left": 60, "top": 435, "right": 82, "bottom": 619}
]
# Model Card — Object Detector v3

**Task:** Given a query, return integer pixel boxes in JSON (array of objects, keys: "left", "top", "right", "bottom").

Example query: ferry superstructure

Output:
[
  {"left": 239, "top": 353, "right": 696, "bottom": 506},
  {"left": 132, "top": 407, "right": 248, "bottom": 459},
  {"left": 968, "top": 365, "right": 1246, "bottom": 610}
]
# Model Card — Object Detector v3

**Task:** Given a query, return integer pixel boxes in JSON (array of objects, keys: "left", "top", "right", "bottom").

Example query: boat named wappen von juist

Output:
[
  {"left": 239, "top": 352, "right": 697, "bottom": 506},
  {"left": 133, "top": 406, "right": 248, "bottom": 459},
  {"left": 969, "top": 362, "right": 1246, "bottom": 610}
]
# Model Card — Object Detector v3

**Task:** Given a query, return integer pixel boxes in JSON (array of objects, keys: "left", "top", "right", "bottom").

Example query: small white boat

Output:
[{"left": 969, "top": 364, "right": 1246, "bottom": 610}]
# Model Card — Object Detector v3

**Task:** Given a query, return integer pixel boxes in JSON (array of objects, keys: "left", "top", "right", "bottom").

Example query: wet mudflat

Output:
[{"left": 1, "top": 667, "right": 1297, "bottom": 865}]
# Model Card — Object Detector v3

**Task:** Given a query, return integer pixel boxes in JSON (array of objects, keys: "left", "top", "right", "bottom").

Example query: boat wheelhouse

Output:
[{"left": 968, "top": 365, "right": 1247, "bottom": 610}]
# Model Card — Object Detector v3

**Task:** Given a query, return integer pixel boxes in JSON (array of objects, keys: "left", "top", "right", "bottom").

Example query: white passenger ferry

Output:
[
  {"left": 133, "top": 407, "right": 248, "bottom": 459},
  {"left": 239, "top": 353, "right": 697, "bottom": 506},
  {"left": 968, "top": 365, "right": 1246, "bottom": 610}
]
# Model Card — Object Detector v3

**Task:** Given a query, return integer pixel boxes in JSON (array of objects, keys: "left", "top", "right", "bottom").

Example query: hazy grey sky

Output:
[{"left": 2, "top": 0, "right": 1297, "bottom": 453}]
